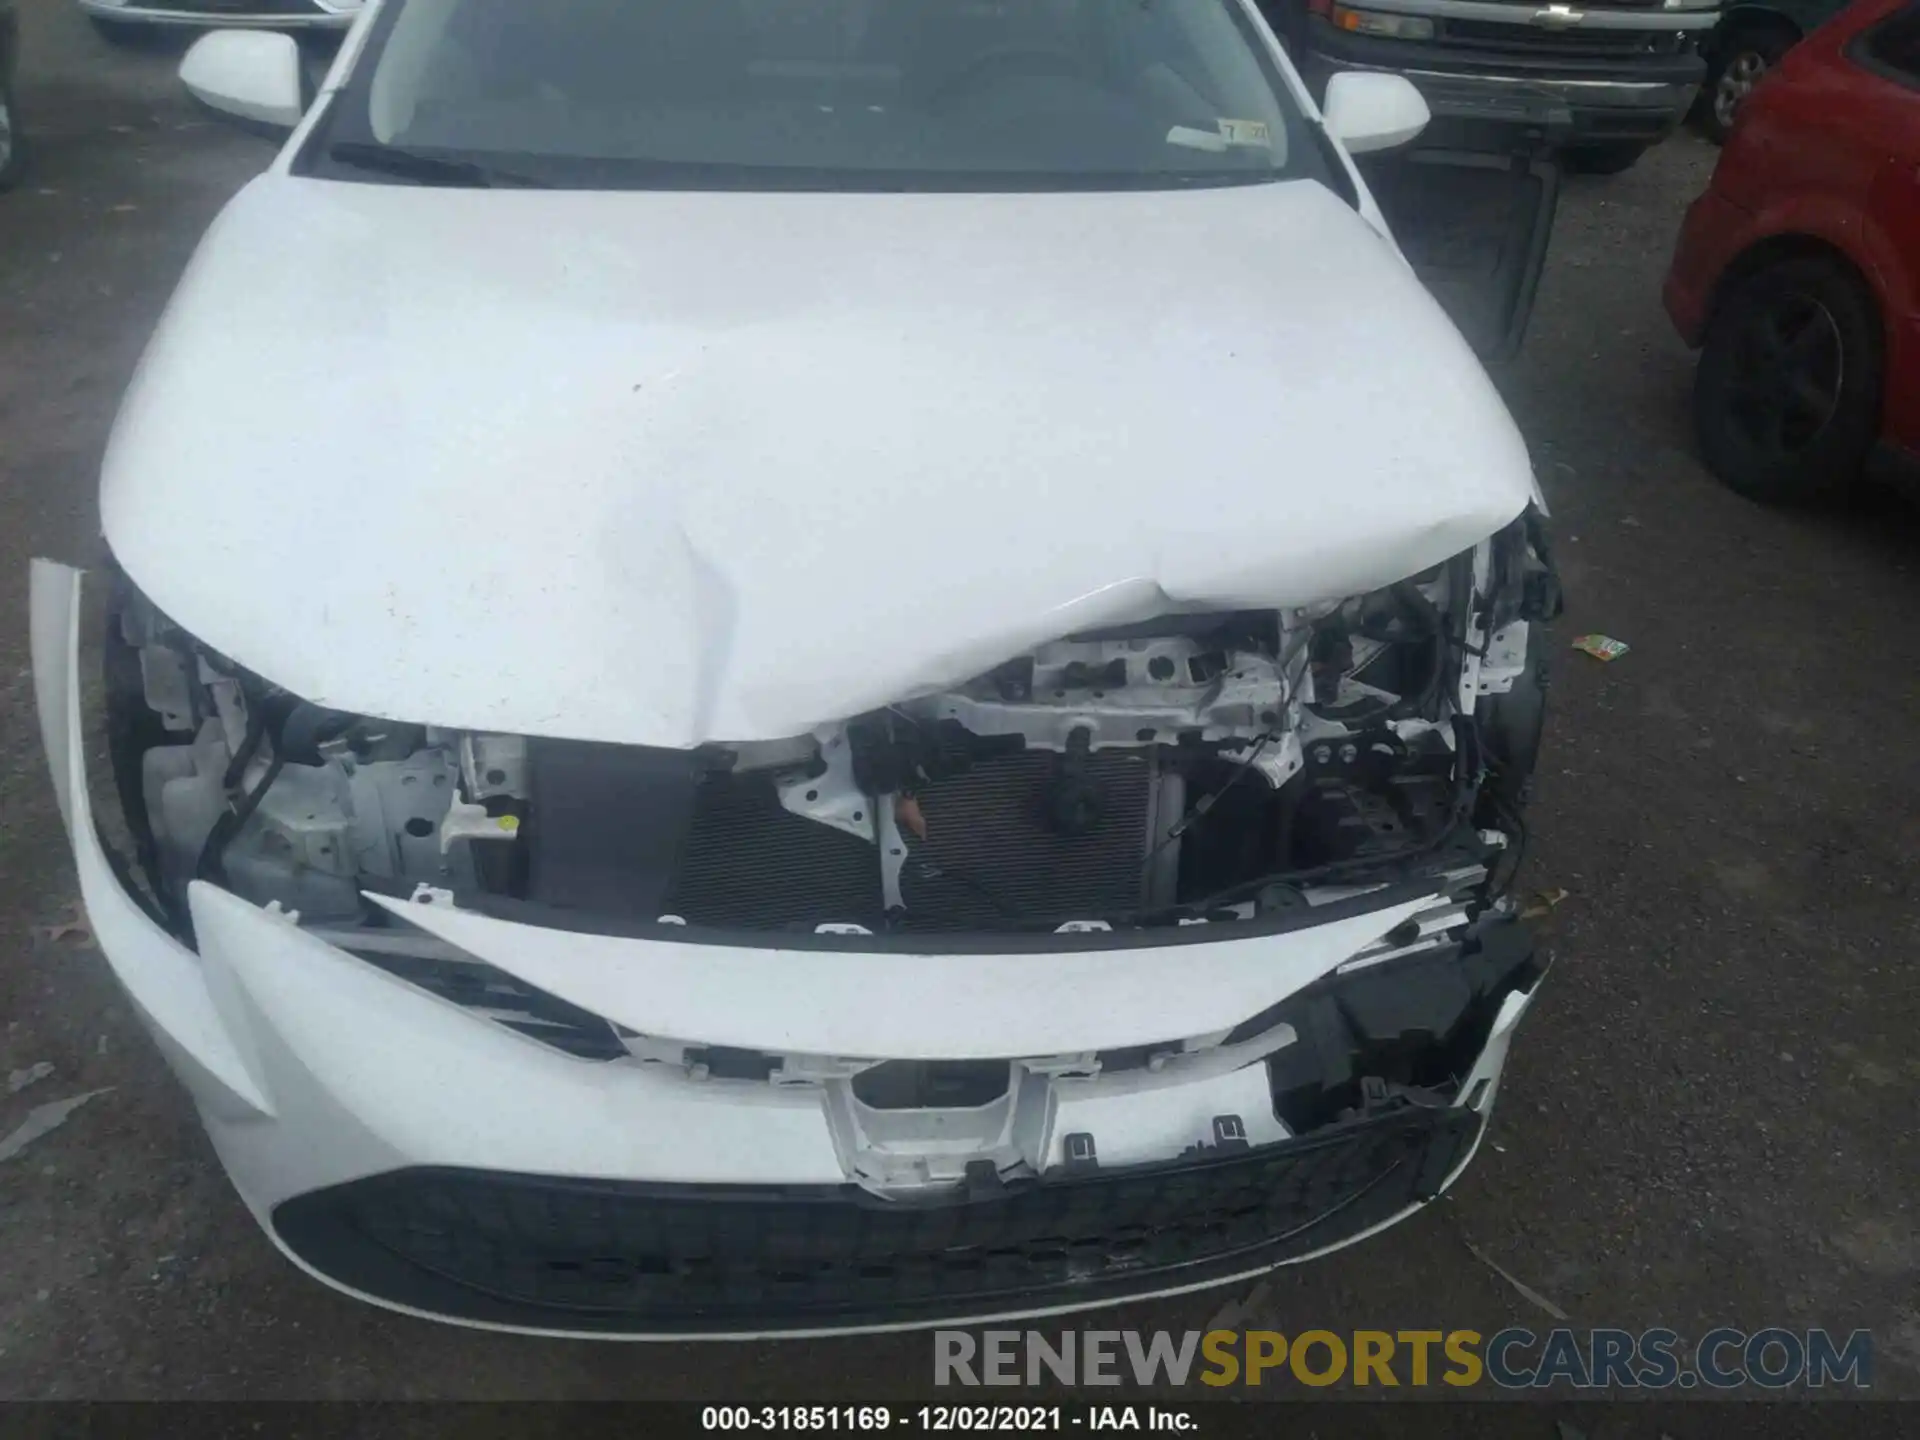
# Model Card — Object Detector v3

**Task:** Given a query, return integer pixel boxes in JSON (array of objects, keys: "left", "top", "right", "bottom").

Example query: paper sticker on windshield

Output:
[
  {"left": 1216, "top": 118, "right": 1271, "bottom": 148},
  {"left": 1166, "top": 124, "right": 1229, "bottom": 152}
]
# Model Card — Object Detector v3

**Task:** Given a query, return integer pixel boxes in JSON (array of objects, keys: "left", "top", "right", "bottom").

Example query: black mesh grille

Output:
[
  {"left": 1440, "top": 19, "right": 1683, "bottom": 56},
  {"left": 900, "top": 750, "right": 1154, "bottom": 927},
  {"left": 272, "top": 1107, "right": 1480, "bottom": 1333},
  {"left": 666, "top": 775, "right": 884, "bottom": 928}
]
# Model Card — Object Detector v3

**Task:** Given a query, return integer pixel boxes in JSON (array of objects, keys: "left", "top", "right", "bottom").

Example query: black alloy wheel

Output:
[{"left": 1693, "top": 256, "right": 1882, "bottom": 503}]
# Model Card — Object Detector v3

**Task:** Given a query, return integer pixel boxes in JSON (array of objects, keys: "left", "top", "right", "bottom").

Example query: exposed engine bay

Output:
[{"left": 103, "top": 511, "right": 1559, "bottom": 947}]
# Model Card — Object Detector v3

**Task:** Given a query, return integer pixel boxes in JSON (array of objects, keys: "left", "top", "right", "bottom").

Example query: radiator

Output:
[{"left": 667, "top": 751, "right": 1158, "bottom": 932}]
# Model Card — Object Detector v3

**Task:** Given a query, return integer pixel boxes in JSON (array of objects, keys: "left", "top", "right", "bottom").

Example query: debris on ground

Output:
[
  {"left": 38, "top": 906, "right": 94, "bottom": 946},
  {"left": 1571, "top": 634, "right": 1630, "bottom": 662},
  {"left": 1460, "top": 1234, "right": 1569, "bottom": 1320},
  {"left": 0, "top": 1090, "right": 112, "bottom": 1166},
  {"left": 1522, "top": 887, "right": 1572, "bottom": 920},
  {"left": 6, "top": 1063, "right": 55, "bottom": 1096}
]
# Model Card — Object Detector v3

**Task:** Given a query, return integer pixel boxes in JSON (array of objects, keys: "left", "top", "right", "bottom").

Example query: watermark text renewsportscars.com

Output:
[{"left": 933, "top": 1327, "right": 1874, "bottom": 1390}]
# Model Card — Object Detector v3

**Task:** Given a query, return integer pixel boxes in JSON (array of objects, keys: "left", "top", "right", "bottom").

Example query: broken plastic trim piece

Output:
[
  {"left": 361, "top": 885, "right": 1450, "bottom": 1063},
  {"left": 450, "top": 874, "right": 1445, "bottom": 955},
  {"left": 29, "top": 560, "right": 273, "bottom": 1120}
]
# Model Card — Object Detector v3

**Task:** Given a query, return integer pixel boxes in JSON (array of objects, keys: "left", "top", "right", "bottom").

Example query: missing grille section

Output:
[
  {"left": 663, "top": 751, "right": 1158, "bottom": 932},
  {"left": 851, "top": 1061, "right": 1013, "bottom": 1110}
]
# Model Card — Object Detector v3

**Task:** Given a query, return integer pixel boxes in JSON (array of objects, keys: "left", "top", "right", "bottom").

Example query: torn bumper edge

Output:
[
  {"left": 29, "top": 558, "right": 1544, "bottom": 1337},
  {"left": 29, "top": 559, "right": 273, "bottom": 1122}
]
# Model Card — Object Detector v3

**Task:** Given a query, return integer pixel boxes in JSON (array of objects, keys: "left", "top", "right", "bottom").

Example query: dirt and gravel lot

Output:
[{"left": 0, "top": 0, "right": 1915, "bottom": 1404}]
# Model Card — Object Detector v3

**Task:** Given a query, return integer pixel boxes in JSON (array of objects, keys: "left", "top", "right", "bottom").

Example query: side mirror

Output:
[
  {"left": 179, "top": 31, "right": 306, "bottom": 132},
  {"left": 1321, "top": 72, "right": 1431, "bottom": 156}
]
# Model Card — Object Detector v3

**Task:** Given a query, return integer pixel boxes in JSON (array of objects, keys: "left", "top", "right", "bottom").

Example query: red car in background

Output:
[{"left": 1666, "top": 0, "right": 1920, "bottom": 503}]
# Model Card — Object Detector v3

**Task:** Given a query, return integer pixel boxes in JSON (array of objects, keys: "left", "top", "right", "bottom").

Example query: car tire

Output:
[
  {"left": 1699, "top": 23, "right": 1796, "bottom": 144},
  {"left": 0, "top": 75, "right": 21, "bottom": 193},
  {"left": 1564, "top": 142, "right": 1647, "bottom": 176},
  {"left": 1693, "top": 255, "right": 1882, "bottom": 504}
]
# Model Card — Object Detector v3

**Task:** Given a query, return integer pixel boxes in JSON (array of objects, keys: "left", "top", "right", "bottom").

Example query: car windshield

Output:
[{"left": 310, "top": 0, "right": 1327, "bottom": 191}]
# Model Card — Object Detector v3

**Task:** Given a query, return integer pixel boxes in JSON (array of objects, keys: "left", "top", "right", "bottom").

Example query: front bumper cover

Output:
[
  {"left": 31, "top": 560, "right": 1543, "bottom": 1337},
  {"left": 77, "top": 0, "right": 362, "bottom": 28}
]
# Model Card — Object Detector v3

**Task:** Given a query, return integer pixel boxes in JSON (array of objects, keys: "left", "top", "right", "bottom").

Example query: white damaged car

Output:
[{"left": 32, "top": 0, "right": 1565, "bottom": 1336}]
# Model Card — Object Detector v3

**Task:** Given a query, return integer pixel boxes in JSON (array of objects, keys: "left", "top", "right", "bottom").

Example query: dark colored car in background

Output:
[
  {"left": 1260, "top": 0, "right": 1720, "bottom": 174},
  {"left": 1697, "top": 0, "right": 1855, "bottom": 139},
  {"left": 1666, "top": 0, "right": 1920, "bottom": 502},
  {"left": 1, "top": 0, "right": 20, "bottom": 190}
]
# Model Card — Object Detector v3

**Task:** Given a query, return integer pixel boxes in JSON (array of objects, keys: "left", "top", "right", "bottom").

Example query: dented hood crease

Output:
[{"left": 103, "top": 175, "right": 1535, "bottom": 745}]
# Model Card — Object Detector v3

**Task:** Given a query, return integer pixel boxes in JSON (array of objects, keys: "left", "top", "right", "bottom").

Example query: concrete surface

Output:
[{"left": 1, "top": 0, "right": 1916, "bottom": 1402}]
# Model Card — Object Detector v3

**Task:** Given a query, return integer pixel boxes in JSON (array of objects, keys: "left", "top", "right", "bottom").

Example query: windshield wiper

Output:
[{"left": 325, "top": 141, "right": 552, "bottom": 189}]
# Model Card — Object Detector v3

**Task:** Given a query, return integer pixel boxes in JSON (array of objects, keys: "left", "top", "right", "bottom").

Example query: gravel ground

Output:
[{"left": 1, "top": 0, "right": 1915, "bottom": 1404}]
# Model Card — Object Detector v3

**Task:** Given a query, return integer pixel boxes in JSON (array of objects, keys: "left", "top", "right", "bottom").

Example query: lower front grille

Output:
[{"left": 272, "top": 1106, "right": 1481, "bottom": 1334}]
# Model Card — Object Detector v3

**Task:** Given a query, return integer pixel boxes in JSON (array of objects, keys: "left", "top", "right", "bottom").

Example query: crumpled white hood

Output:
[{"left": 103, "top": 173, "right": 1535, "bottom": 746}]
